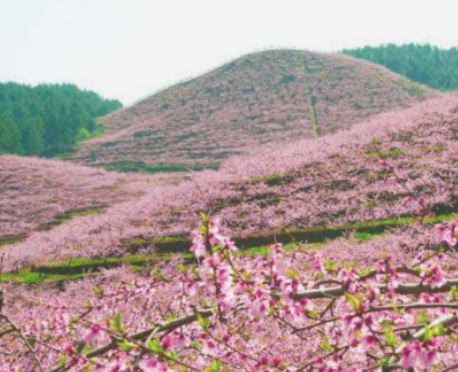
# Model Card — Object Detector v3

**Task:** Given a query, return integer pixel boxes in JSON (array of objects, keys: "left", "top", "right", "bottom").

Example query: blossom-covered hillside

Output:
[
  {"left": 0, "top": 155, "right": 149, "bottom": 239},
  {"left": 3, "top": 93, "right": 457, "bottom": 271},
  {"left": 3, "top": 93, "right": 458, "bottom": 372},
  {"left": 74, "top": 50, "right": 438, "bottom": 170}
]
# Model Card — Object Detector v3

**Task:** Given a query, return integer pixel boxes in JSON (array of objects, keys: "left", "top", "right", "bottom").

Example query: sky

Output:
[{"left": 1, "top": 0, "right": 458, "bottom": 105}]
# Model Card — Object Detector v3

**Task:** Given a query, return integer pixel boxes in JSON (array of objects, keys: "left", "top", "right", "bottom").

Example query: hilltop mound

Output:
[{"left": 74, "top": 49, "right": 438, "bottom": 171}]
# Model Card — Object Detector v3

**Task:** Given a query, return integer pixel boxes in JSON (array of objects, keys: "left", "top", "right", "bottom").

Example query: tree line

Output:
[
  {"left": 0, "top": 82, "right": 122, "bottom": 156},
  {"left": 343, "top": 43, "right": 458, "bottom": 91}
]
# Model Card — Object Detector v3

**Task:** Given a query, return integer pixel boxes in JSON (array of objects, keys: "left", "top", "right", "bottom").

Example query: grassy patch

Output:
[
  {"left": 210, "top": 194, "right": 283, "bottom": 212},
  {"left": 39, "top": 206, "right": 107, "bottom": 230},
  {"left": 100, "top": 141, "right": 121, "bottom": 147},
  {"left": 0, "top": 233, "right": 28, "bottom": 247},
  {"left": 420, "top": 143, "right": 448, "bottom": 153},
  {"left": 366, "top": 147, "right": 403, "bottom": 158},
  {"left": 394, "top": 77, "right": 429, "bottom": 101},
  {"left": 4, "top": 211, "right": 456, "bottom": 285},
  {"left": 97, "top": 161, "right": 219, "bottom": 174},
  {"left": 254, "top": 171, "right": 300, "bottom": 186},
  {"left": 125, "top": 235, "right": 191, "bottom": 254},
  {"left": 234, "top": 213, "right": 454, "bottom": 250},
  {"left": 1, "top": 270, "right": 89, "bottom": 284},
  {"left": 125, "top": 212, "right": 457, "bottom": 254},
  {"left": 55, "top": 150, "right": 77, "bottom": 161},
  {"left": 2, "top": 252, "right": 192, "bottom": 284},
  {"left": 133, "top": 130, "right": 155, "bottom": 138},
  {"left": 0, "top": 207, "right": 107, "bottom": 248}
]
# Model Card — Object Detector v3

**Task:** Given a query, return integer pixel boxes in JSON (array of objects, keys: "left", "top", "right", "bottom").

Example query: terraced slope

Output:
[
  {"left": 74, "top": 50, "right": 438, "bottom": 171},
  {"left": 4, "top": 93, "right": 457, "bottom": 272},
  {"left": 0, "top": 155, "right": 146, "bottom": 241}
]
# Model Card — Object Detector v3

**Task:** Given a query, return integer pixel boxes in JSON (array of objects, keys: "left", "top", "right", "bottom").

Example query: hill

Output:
[
  {"left": 4, "top": 93, "right": 458, "bottom": 271},
  {"left": 4, "top": 93, "right": 458, "bottom": 372},
  {"left": 0, "top": 82, "right": 122, "bottom": 156},
  {"left": 0, "top": 155, "right": 146, "bottom": 243},
  {"left": 73, "top": 49, "right": 438, "bottom": 171},
  {"left": 343, "top": 43, "right": 458, "bottom": 91}
]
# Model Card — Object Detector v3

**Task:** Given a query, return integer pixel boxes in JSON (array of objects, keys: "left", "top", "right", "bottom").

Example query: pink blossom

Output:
[
  {"left": 202, "top": 340, "right": 218, "bottom": 356},
  {"left": 420, "top": 263, "right": 446, "bottom": 288},
  {"left": 401, "top": 338, "right": 440, "bottom": 369},
  {"left": 83, "top": 323, "right": 108, "bottom": 344},
  {"left": 139, "top": 358, "right": 175, "bottom": 372},
  {"left": 190, "top": 230, "right": 206, "bottom": 258}
]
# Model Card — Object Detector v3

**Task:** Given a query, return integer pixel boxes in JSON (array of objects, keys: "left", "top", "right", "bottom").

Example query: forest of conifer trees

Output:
[
  {"left": 343, "top": 43, "right": 458, "bottom": 91},
  {"left": 0, "top": 82, "right": 122, "bottom": 156}
]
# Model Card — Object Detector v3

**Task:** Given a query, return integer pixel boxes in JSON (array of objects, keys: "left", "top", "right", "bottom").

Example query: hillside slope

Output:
[
  {"left": 4, "top": 93, "right": 458, "bottom": 270},
  {"left": 0, "top": 155, "right": 145, "bottom": 240},
  {"left": 74, "top": 49, "right": 438, "bottom": 171}
]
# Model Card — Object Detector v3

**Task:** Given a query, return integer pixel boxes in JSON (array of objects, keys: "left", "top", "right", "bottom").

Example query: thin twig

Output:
[{"left": 0, "top": 314, "right": 44, "bottom": 372}]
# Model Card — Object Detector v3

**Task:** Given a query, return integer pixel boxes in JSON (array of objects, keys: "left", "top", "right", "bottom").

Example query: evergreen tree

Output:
[
  {"left": 0, "top": 113, "right": 21, "bottom": 154},
  {"left": 0, "top": 82, "right": 122, "bottom": 156},
  {"left": 343, "top": 43, "right": 458, "bottom": 91}
]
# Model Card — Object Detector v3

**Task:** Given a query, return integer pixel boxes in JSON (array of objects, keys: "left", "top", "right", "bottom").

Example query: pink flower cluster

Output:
[
  {"left": 436, "top": 221, "right": 458, "bottom": 248},
  {"left": 3, "top": 217, "right": 458, "bottom": 371}
]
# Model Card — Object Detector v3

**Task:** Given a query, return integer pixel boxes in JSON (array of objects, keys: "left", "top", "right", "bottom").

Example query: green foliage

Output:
[
  {"left": 343, "top": 43, "right": 458, "bottom": 91},
  {"left": 97, "top": 161, "right": 219, "bottom": 174},
  {"left": 366, "top": 146, "right": 403, "bottom": 159},
  {"left": 0, "top": 82, "right": 122, "bottom": 156},
  {"left": 0, "top": 114, "right": 22, "bottom": 154},
  {"left": 320, "top": 337, "right": 332, "bottom": 352},
  {"left": 384, "top": 328, "right": 398, "bottom": 346},
  {"left": 148, "top": 339, "right": 163, "bottom": 353},
  {"left": 75, "top": 128, "right": 91, "bottom": 142},
  {"left": 254, "top": 171, "right": 300, "bottom": 186},
  {"left": 133, "top": 130, "right": 155, "bottom": 138},
  {"left": 212, "top": 359, "right": 221, "bottom": 372},
  {"left": 109, "top": 313, "right": 125, "bottom": 334},
  {"left": 394, "top": 76, "right": 428, "bottom": 100}
]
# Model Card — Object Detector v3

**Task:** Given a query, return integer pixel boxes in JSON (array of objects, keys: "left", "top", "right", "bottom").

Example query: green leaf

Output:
[
  {"left": 211, "top": 244, "right": 222, "bottom": 254},
  {"left": 118, "top": 339, "right": 134, "bottom": 351},
  {"left": 423, "top": 326, "right": 433, "bottom": 341},
  {"left": 320, "top": 337, "right": 332, "bottom": 352},
  {"left": 380, "top": 358, "right": 390, "bottom": 371},
  {"left": 345, "top": 292, "right": 360, "bottom": 311},
  {"left": 58, "top": 353, "right": 67, "bottom": 366},
  {"left": 151, "top": 267, "right": 165, "bottom": 281},
  {"left": 27, "top": 337, "right": 36, "bottom": 348},
  {"left": 167, "top": 350, "right": 179, "bottom": 360},
  {"left": 93, "top": 285, "right": 103, "bottom": 296},
  {"left": 165, "top": 313, "right": 177, "bottom": 322},
  {"left": 287, "top": 268, "right": 298, "bottom": 279},
  {"left": 197, "top": 313, "right": 209, "bottom": 332},
  {"left": 419, "top": 311, "right": 431, "bottom": 325},
  {"left": 110, "top": 313, "right": 124, "bottom": 333},
  {"left": 384, "top": 327, "right": 398, "bottom": 346},
  {"left": 212, "top": 359, "right": 221, "bottom": 372},
  {"left": 148, "top": 339, "right": 163, "bottom": 353},
  {"left": 450, "top": 285, "right": 458, "bottom": 301},
  {"left": 177, "top": 263, "right": 187, "bottom": 274},
  {"left": 200, "top": 212, "right": 209, "bottom": 223},
  {"left": 423, "top": 322, "right": 445, "bottom": 341},
  {"left": 324, "top": 259, "right": 336, "bottom": 273}
]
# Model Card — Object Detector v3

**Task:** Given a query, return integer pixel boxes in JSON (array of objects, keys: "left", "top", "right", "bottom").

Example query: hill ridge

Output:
[{"left": 74, "top": 49, "right": 438, "bottom": 172}]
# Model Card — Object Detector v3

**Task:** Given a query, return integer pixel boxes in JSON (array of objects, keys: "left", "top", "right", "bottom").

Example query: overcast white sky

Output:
[{"left": 1, "top": 0, "right": 457, "bottom": 105}]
